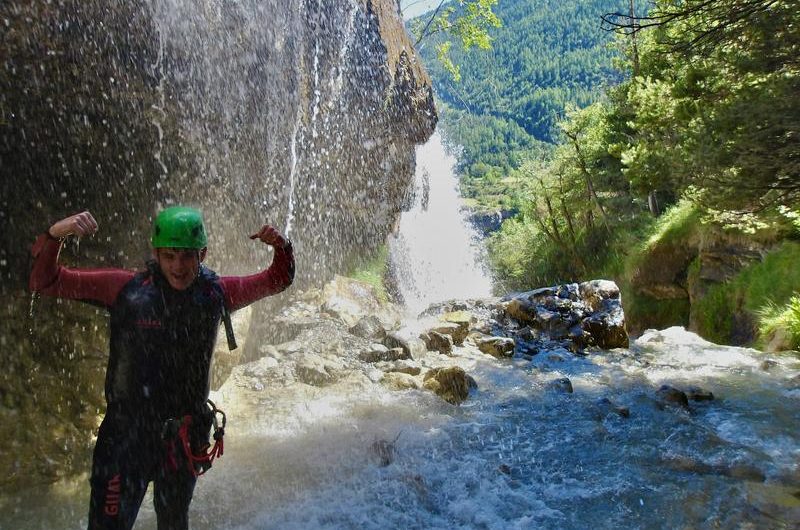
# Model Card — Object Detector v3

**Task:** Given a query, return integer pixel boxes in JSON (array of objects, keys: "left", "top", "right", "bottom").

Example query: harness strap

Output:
[{"left": 163, "top": 400, "right": 226, "bottom": 477}]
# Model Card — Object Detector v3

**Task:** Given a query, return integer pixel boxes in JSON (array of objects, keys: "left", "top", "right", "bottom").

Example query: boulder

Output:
[
  {"left": 581, "top": 299, "right": 629, "bottom": 349},
  {"left": 359, "top": 345, "right": 410, "bottom": 363},
  {"left": 419, "top": 331, "right": 454, "bottom": 355},
  {"left": 476, "top": 337, "right": 516, "bottom": 358},
  {"left": 505, "top": 297, "right": 538, "bottom": 325},
  {"left": 383, "top": 332, "right": 428, "bottom": 360},
  {"left": 656, "top": 385, "right": 689, "bottom": 409},
  {"left": 349, "top": 315, "right": 387, "bottom": 341},
  {"left": 423, "top": 367, "right": 477, "bottom": 405},
  {"left": 579, "top": 280, "right": 621, "bottom": 312},
  {"left": 430, "top": 321, "right": 468, "bottom": 346},
  {"left": 381, "top": 372, "right": 421, "bottom": 391},
  {"left": 321, "top": 276, "right": 387, "bottom": 327},
  {"left": 378, "top": 360, "right": 422, "bottom": 376},
  {"left": 534, "top": 308, "right": 571, "bottom": 339},
  {"left": 294, "top": 353, "right": 344, "bottom": 386}
]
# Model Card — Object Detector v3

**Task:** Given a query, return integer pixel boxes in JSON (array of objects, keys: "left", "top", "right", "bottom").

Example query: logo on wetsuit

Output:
[
  {"left": 104, "top": 474, "right": 122, "bottom": 516},
  {"left": 135, "top": 318, "right": 163, "bottom": 329}
]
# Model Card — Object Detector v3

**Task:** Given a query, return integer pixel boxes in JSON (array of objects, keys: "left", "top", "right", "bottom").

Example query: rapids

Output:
[{"left": 3, "top": 327, "right": 799, "bottom": 529}]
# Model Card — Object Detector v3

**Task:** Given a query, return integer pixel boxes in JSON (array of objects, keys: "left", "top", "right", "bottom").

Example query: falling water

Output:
[
  {"left": 284, "top": 107, "right": 303, "bottom": 238},
  {"left": 151, "top": 27, "right": 168, "bottom": 180},
  {"left": 389, "top": 131, "right": 493, "bottom": 316}
]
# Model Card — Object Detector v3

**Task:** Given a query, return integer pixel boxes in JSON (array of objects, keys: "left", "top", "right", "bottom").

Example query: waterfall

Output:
[{"left": 389, "top": 131, "right": 493, "bottom": 316}]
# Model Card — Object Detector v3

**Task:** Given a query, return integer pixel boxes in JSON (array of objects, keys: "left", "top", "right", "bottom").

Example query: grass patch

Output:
[
  {"left": 692, "top": 241, "right": 800, "bottom": 346},
  {"left": 758, "top": 295, "right": 800, "bottom": 350},
  {"left": 347, "top": 245, "right": 390, "bottom": 303},
  {"left": 642, "top": 199, "right": 701, "bottom": 251}
]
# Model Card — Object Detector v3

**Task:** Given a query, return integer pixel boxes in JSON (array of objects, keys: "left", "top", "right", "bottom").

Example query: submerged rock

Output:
[
  {"left": 656, "top": 385, "right": 690, "bottom": 409},
  {"left": 547, "top": 377, "right": 574, "bottom": 394},
  {"left": 687, "top": 386, "right": 715, "bottom": 402},
  {"left": 594, "top": 397, "right": 630, "bottom": 419}
]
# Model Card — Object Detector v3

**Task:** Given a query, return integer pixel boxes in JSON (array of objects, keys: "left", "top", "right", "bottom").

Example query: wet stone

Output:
[
  {"left": 687, "top": 386, "right": 714, "bottom": 402},
  {"left": 548, "top": 377, "right": 573, "bottom": 394},
  {"left": 760, "top": 359, "right": 779, "bottom": 371},
  {"left": 349, "top": 315, "right": 387, "bottom": 341},
  {"left": 378, "top": 360, "right": 422, "bottom": 376},
  {"left": 476, "top": 336, "right": 516, "bottom": 358},
  {"left": 419, "top": 330, "right": 454, "bottom": 355},
  {"left": 431, "top": 320, "right": 469, "bottom": 346},
  {"left": 359, "top": 345, "right": 409, "bottom": 363},
  {"left": 656, "top": 385, "right": 689, "bottom": 409},
  {"left": 380, "top": 372, "right": 421, "bottom": 391},
  {"left": 383, "top": 333, "right": 427, "bottom": 360},
  {"left": 423, "top": 366, "right": 477, "bottom": 405}
]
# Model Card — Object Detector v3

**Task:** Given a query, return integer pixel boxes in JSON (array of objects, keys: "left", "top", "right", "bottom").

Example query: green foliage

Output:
[
  {"left": 411, "top": 0, "right": 502, "bottom": 82},
  {"left": 620, "top": 0, "right": 800, "bottom": 212},
  {"left": 640, "top": 199, "right": 701, "bottom": 251},
  {"left": 758, "top": 295, "right": 800, "bottom": 351},
  {"left": 692, "top": 242, "right": 800, "bottom": 344},
  {"left": 347, "top": 245, "right": 390, "bottom": 303},
  {"left": 415, "top": 0, "right": 637, "bottom": 212}
]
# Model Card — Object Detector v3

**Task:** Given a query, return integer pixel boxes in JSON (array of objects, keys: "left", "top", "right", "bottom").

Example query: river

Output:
[{"left": 2, "top": 135, "right": 799, "bottom": 529}]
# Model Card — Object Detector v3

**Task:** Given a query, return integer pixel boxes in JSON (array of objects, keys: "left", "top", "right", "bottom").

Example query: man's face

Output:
[{"left": 155, "top": 248, "right": 205, "bottom": 291}]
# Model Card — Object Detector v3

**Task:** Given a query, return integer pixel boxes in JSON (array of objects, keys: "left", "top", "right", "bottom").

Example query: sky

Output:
[{"left": 399, "top": 0, "right": 440, "bottom": 20}]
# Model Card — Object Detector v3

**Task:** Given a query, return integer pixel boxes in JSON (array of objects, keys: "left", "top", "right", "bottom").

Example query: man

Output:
[{"left": 29, "top": 206, "right": 294, "bottom": 530}]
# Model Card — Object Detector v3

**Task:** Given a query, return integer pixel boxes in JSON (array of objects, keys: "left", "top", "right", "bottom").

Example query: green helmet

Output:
[{"left": 151, "top": 206, "right": 208, "bottom": 249}]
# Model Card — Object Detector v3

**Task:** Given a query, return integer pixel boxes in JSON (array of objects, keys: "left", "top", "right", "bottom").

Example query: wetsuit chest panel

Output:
[{"left": 108, "top": 266, "right": 223, "bottom": 418}]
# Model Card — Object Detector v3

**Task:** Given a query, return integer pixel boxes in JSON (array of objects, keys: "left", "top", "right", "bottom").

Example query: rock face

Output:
[
  {"left": 0, "top": 0, "right": 435, "bottom": 489},
  {"left": 628, "top": 222, "right": 776, "bottom": 342}
]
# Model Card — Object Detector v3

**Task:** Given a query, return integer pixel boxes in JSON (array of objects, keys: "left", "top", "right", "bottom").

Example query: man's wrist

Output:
[{"left": 45, "top": 227, "right": 59, "bottom": 240}]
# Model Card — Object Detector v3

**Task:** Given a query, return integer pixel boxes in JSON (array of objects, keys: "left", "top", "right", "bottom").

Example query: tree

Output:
[
  {"left": 617, "top": 0, "right": 800, "bottom": 212},
  {"left": 409, "top": 0, "right": 502, "bottom": 81}
]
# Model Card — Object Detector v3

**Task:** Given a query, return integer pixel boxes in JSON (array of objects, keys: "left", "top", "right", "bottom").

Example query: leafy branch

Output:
[{"left": 409, "top": 0, "right": 501, "bottom": 81}]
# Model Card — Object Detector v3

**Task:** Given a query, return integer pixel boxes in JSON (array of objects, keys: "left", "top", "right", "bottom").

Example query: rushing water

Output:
[
  {"left": 388, "top": 133, "right": 494, "bottom": 317},
  {"left": 4, "top": 327, "right": 799, "bottom": 529}
]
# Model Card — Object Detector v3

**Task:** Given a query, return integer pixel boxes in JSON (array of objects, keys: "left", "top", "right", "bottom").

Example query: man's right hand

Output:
[{"left": 48, "top": 211, "right": 99, "bottom": 239}]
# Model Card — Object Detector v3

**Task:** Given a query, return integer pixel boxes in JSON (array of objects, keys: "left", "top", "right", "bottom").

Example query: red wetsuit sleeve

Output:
[
  {"left": 219, "top": 243, "right": 295, "bottom": 312},
  {"left": 29, "top": 233, "right": 135, "bottom": 308}
]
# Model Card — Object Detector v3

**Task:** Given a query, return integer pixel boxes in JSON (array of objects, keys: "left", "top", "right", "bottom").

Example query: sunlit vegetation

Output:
[
  {"left": 758, "top": 295, "right": 800, "bottom": 351},
  {"left": 419, "top": 0, "right": 800, "bottom": 345}
]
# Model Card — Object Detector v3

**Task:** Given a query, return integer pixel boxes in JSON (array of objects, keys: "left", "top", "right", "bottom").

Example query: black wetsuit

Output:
[{"left": 88, "top": 263, "right": 223, "bottom": 530}]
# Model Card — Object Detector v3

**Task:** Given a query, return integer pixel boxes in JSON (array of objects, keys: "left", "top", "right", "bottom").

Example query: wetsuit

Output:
[{"left": 29, "top": 232, "right": 294, "bottom": 530}]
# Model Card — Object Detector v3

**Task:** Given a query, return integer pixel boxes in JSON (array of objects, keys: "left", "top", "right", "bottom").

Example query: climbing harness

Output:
[{"left": 162, "top": 399, "right": 226, "bottom": 476}]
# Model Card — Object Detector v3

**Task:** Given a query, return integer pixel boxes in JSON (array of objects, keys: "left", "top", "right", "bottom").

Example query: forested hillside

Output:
[
  {"left": 414, "top": 0, "right": 638, "bottom": 209},
  {"left": 415, "top": 0, "right": 800, "bottom": 349}
]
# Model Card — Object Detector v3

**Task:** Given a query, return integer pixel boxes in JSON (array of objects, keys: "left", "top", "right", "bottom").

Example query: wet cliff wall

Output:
[{"left": 0, "top": 0, "right": 435, "bottom": 487}]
